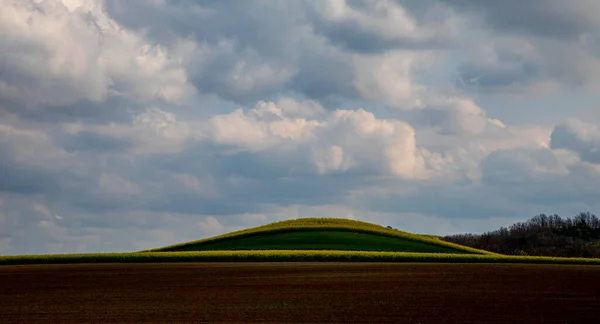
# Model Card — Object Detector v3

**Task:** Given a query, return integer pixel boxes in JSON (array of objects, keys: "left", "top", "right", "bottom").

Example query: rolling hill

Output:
[
  {"left": 146, "top": 218, "right": 495, "bottom": 255},
  {"left": 6, "top": 218, "right": 600, "bottom": 266}
]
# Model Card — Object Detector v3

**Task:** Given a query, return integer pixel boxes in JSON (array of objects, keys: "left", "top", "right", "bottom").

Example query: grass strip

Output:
[{"left": 1, "top": 251, "right": 600, "bottom": 266}]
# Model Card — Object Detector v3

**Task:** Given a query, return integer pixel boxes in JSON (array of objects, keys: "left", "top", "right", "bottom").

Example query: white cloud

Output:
[
  {"left": 208, "top": 100, "right": 443, "bottom": 178},
  {"left": 0, "top": 0, "right": 193, "bottom": 107},
  {"left": 2, "top": 0, "right": 600, "bottom": 256},
  {"left": 172, "top": 38, "right": 295, "bottom": 103},
  {"left": 273, "top": 97, "right": 326, "bottom": 119},
  {"left": 314, "top": 109, "right": 428, "bottom": 177},
  {"left": 353, "top": 50, "right": 426, "bottom": 109}
]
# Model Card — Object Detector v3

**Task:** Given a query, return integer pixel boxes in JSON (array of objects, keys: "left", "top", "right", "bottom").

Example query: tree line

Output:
[{"left": 443, "top": 212, "right": 600, "bottom": 258}]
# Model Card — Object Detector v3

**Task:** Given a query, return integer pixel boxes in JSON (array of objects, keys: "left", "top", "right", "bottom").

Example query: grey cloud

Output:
[
  {"left": 0, "top": 135, "right": 62, "bottom": 194},
  {"left": 106, "top": 0, "right": 307, "bottom": 103},
  {"left": 57, "top": 130, "right": 134, "bottom": 153},
  {"left": 1, "top": 96, "right": 144, "bottom": 125},
  {"left": 550, "top": 119, "right": 600, "bottom": 163},
  {"left": 480, "top": 147, "right": 600, "bottom": 205},
  {"left": 307, "top": 0, "right": 455, "bottom": 53},
  {"left": 439, "top": 0, "right": 600, "bottom": 94},
  {"left": 105, "top": 0, "right": 437, "bottom": 105},
  {"left": 0, "top": 195, "right": 223, "bottom": 254},
  {"left": 439, "top": 0, "right": 600, "bottom": 39},
  {"left": 481, "top": 148, "right": 565, "bottom": 186},
  {"left": 0, "top": 163, "right": 59, "bottom": 194},
  {"left": 289, "top": 52, "right": 356, "bottom": 102},
  {"left": 358, "top": 146, "right": 600, "bottom": 221},
  {"left": 356, "top": 181, "right": 518, "bottom": 219},
  {"left": 187, "top": 47, "right": 293, "bottom": 104},
  {"left": 4, "top": 0, "right": 600, "bottom": 256},
  {"left": 143, "top": 143, "right": 359, "bottom": 212},
  {"left": 456, "top": 36, "right": 600, "bottom": 94},
  {"left": 151, "top": 195, "right": 256, "bottom": 216},
  {"left": 1, "top": 101, "right": 423, "bottom": 223},
  {"left": 456, "top": 60, "right": 541, "bottom": 93},
  {"left": 109, "top": 0, "right": 452, "bottom": 54},
  {"left": 0, "top": 122, "right": 141, "bottom": 212},
  {"left": 411, "top": 98, "right": 491, "bottom": 136}
]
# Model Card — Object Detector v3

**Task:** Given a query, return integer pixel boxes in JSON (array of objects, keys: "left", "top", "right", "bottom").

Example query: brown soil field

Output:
[{"left": 1, "top": 262, "right": 599, "bottom": 323}]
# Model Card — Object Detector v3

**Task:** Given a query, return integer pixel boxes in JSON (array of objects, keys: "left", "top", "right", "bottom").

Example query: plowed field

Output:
[{"left": 1, "top": 263, "right": 599, "bottom": 323}]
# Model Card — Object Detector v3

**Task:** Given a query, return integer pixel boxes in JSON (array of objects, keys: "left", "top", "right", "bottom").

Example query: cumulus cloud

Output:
[
  {"left": 1, "top": 0, "right": 599, "bottom": 255},
  {"left": 103, "top": 0, "right": 442, "bottom": 107},
  {"left": 208, "top": 100, "right": 443, "bottom": 178},
  {"left": 353, "top": 50, "right": 427, "bottom": 109},
  {"left": 311, "top": 109, "right": 426, "bottom": 177},
  {"left": 0, "top": 0, "right": 193, "bottom": 109}
]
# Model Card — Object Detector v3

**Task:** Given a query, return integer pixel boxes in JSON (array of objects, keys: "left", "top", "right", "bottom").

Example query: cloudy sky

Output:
[{"left": 2, "top": 0, "right": 600, "bottom": 255}]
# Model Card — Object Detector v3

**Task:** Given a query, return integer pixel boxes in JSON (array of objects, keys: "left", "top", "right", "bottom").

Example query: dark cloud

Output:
[
  {"left": 289, "top": 53, "right": 356, "bottom": 101},
  {"left": 550, "top": 119, "right": 600, "bottom": 163},
  {"left": 106, "top": 0, "right": 308, "bottom": 103},
  {"left": 0, "top": 138, "right": 60, "bottom": 194},
  {"left": 56, "top": 130, "right": 134, "bottom": 153},
  {"left": 105, "top": 0, "right": 443, "bottom": 105},
  {"left": 0, "top": 163, "right": 59, "bottom": 194},
  {"left": 439, "top": 0, "right": 600, "bottom": 39},
  {"left": 456, "top": 60, "right": 542, "bottom": 93},
  {"left": 438, "top": 0, "right": 600, "bottom": 94},
  {"left": 142, "top": 142, "right": 366, "bottom": 213},
  {"left": 307, "top": 0, "right": 454, "bottom": 53},
  {"left": 1, "top": 96, "right": 147, "bottom": 125}
]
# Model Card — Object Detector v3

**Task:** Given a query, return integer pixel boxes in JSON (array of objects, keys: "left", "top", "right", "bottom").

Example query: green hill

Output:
[{"left": 147, "top": 218, "right": 495, "bottom": 255}]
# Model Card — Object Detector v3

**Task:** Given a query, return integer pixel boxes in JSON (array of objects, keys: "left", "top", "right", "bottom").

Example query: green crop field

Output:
[
  {"left": 147, "top": 217, "right": 494, "bottom": 255},
  {"left": 156, "top": 230, "right": 466, "bottom": 253}
]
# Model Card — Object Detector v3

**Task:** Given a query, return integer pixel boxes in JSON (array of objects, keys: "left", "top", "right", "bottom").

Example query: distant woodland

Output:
[{"left": 443, "top": 213, "right": 600, "bottom": 258}]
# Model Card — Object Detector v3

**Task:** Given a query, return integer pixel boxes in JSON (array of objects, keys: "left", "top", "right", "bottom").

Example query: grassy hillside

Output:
[{"left": 146, "top": 218, "right": 495, "bottom": 255}]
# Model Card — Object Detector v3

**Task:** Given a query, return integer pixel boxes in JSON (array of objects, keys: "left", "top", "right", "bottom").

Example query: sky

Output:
[{"left": 2, "top": 0, "right": 600, "bottom": 255}]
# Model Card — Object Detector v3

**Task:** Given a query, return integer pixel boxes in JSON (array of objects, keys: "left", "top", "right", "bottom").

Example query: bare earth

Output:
[{"left": 1, "top": 262, "right": 599, "bottom": 323}]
